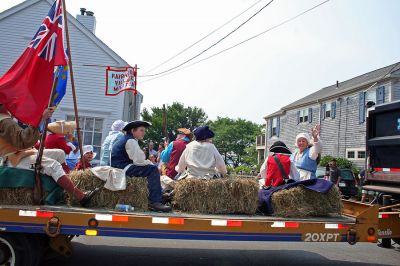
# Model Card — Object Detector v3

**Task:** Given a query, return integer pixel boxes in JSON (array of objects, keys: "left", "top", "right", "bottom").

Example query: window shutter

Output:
[
  {"left": 269, "top": 119, "right": 273, "bottom": 138},
  {"left": 359, "top": 92, "right": 365, "bottom": 124},
  {"left": 332, "top": 101, "right": 337, "bottom": 119},
  {"left": 297, "top": 111, "right": 300, "bottom": 125},
  {"left": 377, "top": 86, "right": 385, "bottom": 105},
  {"left": 308, "top": 107, "right": 313, "bottom": 123},
  {"left": 276, "top": 117, "right": 280, "bottom": 137},
  {"left": 322, "top": 104, "right": 326, "bottom": 120}
]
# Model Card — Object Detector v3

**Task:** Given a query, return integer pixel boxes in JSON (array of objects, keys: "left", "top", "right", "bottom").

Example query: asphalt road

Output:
[{"left": 42, "top": 237, "right": 400, "bottom": 266}]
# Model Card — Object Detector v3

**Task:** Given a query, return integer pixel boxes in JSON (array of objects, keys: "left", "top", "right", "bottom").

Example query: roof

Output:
[
  {"left": 0, "top": 0, "right": 129, "bottom": 67},
  {"left": 264, "top": 62, "right": 400, "bottom": 119}
]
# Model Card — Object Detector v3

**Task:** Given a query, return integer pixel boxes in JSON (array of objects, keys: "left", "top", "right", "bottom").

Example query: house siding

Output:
[
  {"left": 264, "top": 79, "right": 398, "bottom": 169},
  {"left": 392, "top": 80, "right": 400, "bottom": 101},
  {"left": 0, "top": 0, "right": 142, "bottom": 161}
]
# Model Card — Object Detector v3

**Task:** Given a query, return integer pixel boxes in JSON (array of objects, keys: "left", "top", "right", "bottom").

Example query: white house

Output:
[{"left": 0, "top": 0, "right": 143, "bottom": 160}]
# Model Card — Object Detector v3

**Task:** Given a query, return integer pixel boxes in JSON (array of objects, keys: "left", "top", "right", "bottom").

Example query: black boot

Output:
[
  {"left": 80, "top": 188, "right": 100, "bottom": 207},
  {"left": 149, "top": 202, "right": 172, "bottom": 212}
]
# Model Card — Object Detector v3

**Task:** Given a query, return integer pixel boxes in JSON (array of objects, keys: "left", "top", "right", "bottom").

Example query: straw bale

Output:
[
  {"left": 173, "top": 177, "right": 259, "bottom": 214},
  {"left": 68, "top": 170, "right": 149, "bottom": 210},
  {"left": 271, "top": 185, "right": 343, "bottom": 217}
]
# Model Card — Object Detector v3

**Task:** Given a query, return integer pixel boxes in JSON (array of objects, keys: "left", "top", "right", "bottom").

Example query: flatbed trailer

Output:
[{"left": 0, "top": 200, "right": 382, "bottom": 266}]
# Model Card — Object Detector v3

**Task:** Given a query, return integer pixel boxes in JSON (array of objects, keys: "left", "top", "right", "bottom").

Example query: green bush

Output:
[
  {"left": 319, "top": 155, "right": 359, "bottom": 176},
  {"left": 234, "top": 165, "right": 252, "bottom": 174}
]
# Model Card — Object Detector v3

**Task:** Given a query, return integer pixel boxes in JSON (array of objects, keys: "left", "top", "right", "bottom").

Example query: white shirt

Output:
[
  {"left": 125, "top": 139, "right": 152, "bottom": 166},
  {"left": 176, "top": 141, "right": 227, "bottom": 178}
]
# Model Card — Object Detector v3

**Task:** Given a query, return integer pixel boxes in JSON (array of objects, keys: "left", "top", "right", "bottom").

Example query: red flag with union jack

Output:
[{"left": 0, "top": 0, "right": 67, "bottom": 127}]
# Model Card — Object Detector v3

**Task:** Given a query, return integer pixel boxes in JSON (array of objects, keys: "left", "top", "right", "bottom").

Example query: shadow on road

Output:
[{"left": 41, "top": 242, "right": 392, "bottom": 266}]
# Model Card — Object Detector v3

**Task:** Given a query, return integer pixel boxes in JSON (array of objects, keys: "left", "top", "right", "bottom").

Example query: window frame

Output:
[
  {"left": 66, "top": 115, "right": 104, "bottom": 161},
  {"left": 271, "top": 118, "right": 278, "bottom": 136},
  {"left": 346, "top": 148, "right": 366, "bottom": 161},
  {"left": 299, "top": 109, "right": 309, "bottom": 123},
  {"left": 325, "top": 102, "right": 332, "bottom": 119}
]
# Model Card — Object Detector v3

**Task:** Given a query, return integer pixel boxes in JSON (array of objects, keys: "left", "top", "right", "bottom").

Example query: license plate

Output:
[{"left": 339, "top": 183, "right": 346, "bottom": 187}]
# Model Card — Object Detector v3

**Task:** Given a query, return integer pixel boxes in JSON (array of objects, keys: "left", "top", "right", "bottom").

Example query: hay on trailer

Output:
[
  {"left": 0, "top": 188, "right": 35, "bottom": 205},
  {"left": 173, "top": 177, "right": 259, "bottom": 215},
  {"left": 68, "top": 170, "right": 149, "bottom": 210},
  {"left": 271, "top": 185, "right": 343, "bottom": 217}
]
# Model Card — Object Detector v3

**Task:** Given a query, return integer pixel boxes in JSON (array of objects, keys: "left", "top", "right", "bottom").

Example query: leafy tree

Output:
[
  {"left": 141, "top": 102, "right": 207, "bottom": 144},
  {"left": 319, "top": 155, "right": 359, "bottom": 175},
  {"left": 208, "top": 117, "right": 262, "bottom": 167}
]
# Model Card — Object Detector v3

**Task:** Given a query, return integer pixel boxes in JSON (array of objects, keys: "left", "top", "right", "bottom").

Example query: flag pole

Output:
[
  {"left": 62, "top": 0, "right": 85, "bottom": 170},
  {"left": 32, "top": 70, "right": 60, "bottom": 204}
]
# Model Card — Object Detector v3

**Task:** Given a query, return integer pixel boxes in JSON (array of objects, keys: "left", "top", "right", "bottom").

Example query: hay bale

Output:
[
  {"left": 0, "top": 188, "right": 35, "bottom": 205},
  {"left": 69, "top": 170, "right": 149, "bottom": 210},
  {"left": 173, "top": 177, "right": 259, "bottom": 215},
  {"left": 271, "top": 186, "right": 343, "bottom": 217}
]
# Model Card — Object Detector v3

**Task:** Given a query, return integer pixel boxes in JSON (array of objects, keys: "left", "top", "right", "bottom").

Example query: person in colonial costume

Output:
[
  {"left": 0, "top": 104, "right": 97, "bottom": 207},
  {"left": 290, "top": 125, "right": 322, "bottom": 180},
  {"left": 176, "top": 126, "right": 227, "bottom": 179},
  {"left": 259, "top": 141, "right": 297, "bottom": 187},
  {"left": 100, "top": 120, "right": 127, "bottom": 166},
  {"left": 161, "top": 128, "right": 192, "bottom": 178},
  {"left": 111, "top": 120, "right": 171, "bottom": 212},
  {"left": 75, "top": 145, "right": 96, "bottom": 170}
]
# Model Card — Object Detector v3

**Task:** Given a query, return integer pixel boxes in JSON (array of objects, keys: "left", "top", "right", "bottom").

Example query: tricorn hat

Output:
[
  {"left": 193, "top": 126, "right": 214, "bottom": 141},
  {"left": 123, "top": 120, "right": 152, "bottom": 132},
  {"left": 269, "top": 141, "right": 291, "bottom": 154},
  {"left": 48, "top": 120, "right": 76, "bottom": 135}
]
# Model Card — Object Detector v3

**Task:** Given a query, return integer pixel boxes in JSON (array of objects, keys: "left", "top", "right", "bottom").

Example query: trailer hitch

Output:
[
  {"left": 45, "top": 216, "right": 61, "bottom": 237},
  {"left": 347, "top": 229, "right": 357, "bottom": 245}
]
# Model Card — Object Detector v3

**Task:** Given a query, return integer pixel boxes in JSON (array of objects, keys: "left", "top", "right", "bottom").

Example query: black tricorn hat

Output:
[
  {"left": 269, "top": 141, "right": 291, "bottom": 154},
  {"left": 123, "top": 120, "right": 152, "bottom": 132}
]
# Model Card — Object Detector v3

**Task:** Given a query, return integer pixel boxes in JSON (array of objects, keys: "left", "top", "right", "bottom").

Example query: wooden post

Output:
[
  {"left": 32, "top": 70, "right": 61, "bottom": 204},
  {"left": 62, "top": 0, "right": 85, "bottom": 169}
]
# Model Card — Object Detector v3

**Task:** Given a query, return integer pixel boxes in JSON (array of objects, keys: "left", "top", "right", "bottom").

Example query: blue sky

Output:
[{"left": 1, "top": 0, "right": 399, "bottom": 124}]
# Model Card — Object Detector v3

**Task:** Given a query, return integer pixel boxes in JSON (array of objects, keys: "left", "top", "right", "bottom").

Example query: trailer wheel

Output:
[
  {"left": 393, "top": 238, "right": 400, "bottom": 245},
  {"left": 0, "top": 233, "right": 33, "bottom": 266}
]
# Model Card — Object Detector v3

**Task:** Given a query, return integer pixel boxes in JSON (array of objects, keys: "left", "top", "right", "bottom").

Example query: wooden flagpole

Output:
[
  {"left": 62, "top": 0, "right": 85, "bottom": 170},
  {"left": 32, "top": 70, "right": 61, "bottom": 204}
]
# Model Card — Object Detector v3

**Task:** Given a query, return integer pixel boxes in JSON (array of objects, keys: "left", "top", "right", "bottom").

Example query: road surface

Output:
[{"left": 42, "top": 237, "right": 400, "bottom": 266}]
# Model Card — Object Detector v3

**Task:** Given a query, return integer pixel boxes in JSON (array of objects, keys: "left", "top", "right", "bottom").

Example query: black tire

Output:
[
  {"left": 393, "top": 238, "right": 400, "bottom": 245},
  {"left": 24, "top": 234, "right": 48, "bottom": 266},
  {"left": 0, "top": 233, "right": 33, "bottom": 266}
]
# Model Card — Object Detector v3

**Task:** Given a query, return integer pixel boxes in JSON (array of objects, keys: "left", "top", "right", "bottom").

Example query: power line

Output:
[
  {"left": 140, "top": 0, "right": 330, "bottom": 84},
  {"left": 140, "top": 0, "right": 274, "bottom": 77},
  {"left": 143, "top": 0, "right": 264, "bottom": 75}
]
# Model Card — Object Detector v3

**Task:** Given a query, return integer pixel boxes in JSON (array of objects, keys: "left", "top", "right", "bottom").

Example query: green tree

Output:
[
  {"left": 141, "top": 102, "right": 208, "bottom": 144},
  {"left": 208, "top": 117, "right": 262, "bottom": 167}
]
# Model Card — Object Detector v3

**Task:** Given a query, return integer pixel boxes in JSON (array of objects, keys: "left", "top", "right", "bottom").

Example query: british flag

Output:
[
  {"left": 0, "top": 0, "right": 68, "bottom": 126},
  {"left": 28, "top": 0, "right": 67, "bottom": 64}
]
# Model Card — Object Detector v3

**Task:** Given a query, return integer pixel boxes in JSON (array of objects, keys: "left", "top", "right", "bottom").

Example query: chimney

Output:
[{"left": 76, "top": 8, "right": 96, "bottom": 34}]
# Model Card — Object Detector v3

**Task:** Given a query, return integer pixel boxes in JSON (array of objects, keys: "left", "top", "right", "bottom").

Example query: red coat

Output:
[
  {"left": 44, "top": 134, "right": 72, "bottom": 154},
  {"left": 166, "top": 139, "right": 188, "bottom": 178},
  {"left": 265, "top": 153, "right": 291, "bottom": 187},
  {"left": 75, "top": 160, "right": 92, "bottom": 170}
]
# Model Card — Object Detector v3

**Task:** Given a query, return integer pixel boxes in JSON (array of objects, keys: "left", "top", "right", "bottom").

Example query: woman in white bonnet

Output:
[
  {"left": 290, "top": 124, "right": 322, "bottom": 180},
  {"left": 100, "top": 120, "right": 127, "bottom": 166}
]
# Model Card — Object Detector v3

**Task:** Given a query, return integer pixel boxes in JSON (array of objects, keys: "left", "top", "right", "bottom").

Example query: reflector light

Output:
[
  {"left": 19, "top": 210, "right": 54, "bottom": 218},
  {"left": 211, "top": 220, "right": 242, "bottom": 227},
  {"left": 271, "top": 222, "right": 299, "bottom": 228},
  {"left": 152, "top": 217, "right": 185, "bottom": 225},
  {"left": 379, "top": 214, "right": 389, "bottom": 219},
  {"left": 325, "top": 224, "right": 348, "bottom": 229},
  {"left": 85, "top": 229, "right": 98, "bottom": 236}
]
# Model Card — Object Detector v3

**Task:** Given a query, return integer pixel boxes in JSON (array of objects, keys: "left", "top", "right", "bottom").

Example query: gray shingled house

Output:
[{"left": 256, "top": 62, "right": 400, "bottom": 168}]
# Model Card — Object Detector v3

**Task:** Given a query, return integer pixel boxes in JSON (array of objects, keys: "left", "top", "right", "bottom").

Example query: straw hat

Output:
[{"left": 48, "top": 120, "right": 76, "bottom": 135}]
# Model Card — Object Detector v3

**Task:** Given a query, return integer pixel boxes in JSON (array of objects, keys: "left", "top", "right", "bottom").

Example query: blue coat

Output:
[{"left": 111, "top": 134, "right": 134, "bottom": 169}]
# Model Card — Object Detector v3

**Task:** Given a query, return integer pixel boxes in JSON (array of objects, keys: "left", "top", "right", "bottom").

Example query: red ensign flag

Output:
[{"left": 0, "top": 0, "right": 67, "bottom": 126}]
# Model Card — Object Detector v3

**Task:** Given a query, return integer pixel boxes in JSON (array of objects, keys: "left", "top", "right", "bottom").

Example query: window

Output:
[
  {"left": 346, "top": 149, "right": 366, "bottom": 161},
  {"left": 325, "top": 103, "right": 332, "bottom": 118},
  {"left": 299, "top": 109, "right": 309, "bottom": 123},
  {"left": 272, "top": 118, "right": 277, "bottom": 136},
  {"left": 365, "top": 90, "right": 376, "bottom": 105},
  {"left": 347, "top": 151, "right": 355, "bottom": 159},
  {"left": 358, "top": 151, "right": 366, "bottom": 159},
  {"left": 66, "top": 115, "right": 104, "bottom": 159}
]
